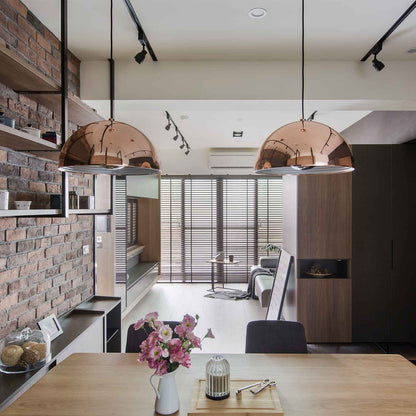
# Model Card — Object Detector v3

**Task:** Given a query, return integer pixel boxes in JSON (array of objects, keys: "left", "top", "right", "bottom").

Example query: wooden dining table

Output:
[{"left": 2, "top": 353, "right": 416, "bottom": 415}]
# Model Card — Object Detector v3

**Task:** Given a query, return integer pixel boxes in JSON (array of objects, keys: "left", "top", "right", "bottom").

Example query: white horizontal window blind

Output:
[{"left": 160, "top": 176, "right": 282, "bottom": 283}]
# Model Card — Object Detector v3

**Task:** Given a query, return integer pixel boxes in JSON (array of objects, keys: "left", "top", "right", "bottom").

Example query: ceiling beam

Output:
[{"left": 81, "top": 60, "right": 416, "bottom": 105}]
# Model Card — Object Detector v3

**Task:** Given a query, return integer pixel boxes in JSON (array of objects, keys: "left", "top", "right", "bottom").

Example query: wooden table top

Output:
[{"left": 3, "top": 353, "right": 416, "bottom": 416}]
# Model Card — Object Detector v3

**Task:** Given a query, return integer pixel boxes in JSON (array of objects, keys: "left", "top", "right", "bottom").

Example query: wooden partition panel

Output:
[
  {"left": 137, "top": 198, "right": 160, "bottom": 263},
  {"left": 283, "top": 174, "right": 352, "bottom": 342},
  {"left": 297, "top": 174, "right": 352, "bottom": 259},
  {"left": 298, "top": 278, "right": 352, "bottom": 342}
]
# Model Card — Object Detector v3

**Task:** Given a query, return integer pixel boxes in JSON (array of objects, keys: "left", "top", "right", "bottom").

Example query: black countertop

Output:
[{"left": 0, "top": 309, "right": 105, "bottom": 412}]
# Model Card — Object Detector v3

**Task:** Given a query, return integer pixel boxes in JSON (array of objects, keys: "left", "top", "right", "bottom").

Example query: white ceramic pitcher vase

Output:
[{"left": 150, "top": 369, "right": 180, "bottom": 415}]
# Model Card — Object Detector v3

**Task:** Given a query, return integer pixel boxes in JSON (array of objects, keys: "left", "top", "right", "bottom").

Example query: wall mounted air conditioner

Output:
[{"left": 209, "top": 149, "right": 257, "bottom": 169}]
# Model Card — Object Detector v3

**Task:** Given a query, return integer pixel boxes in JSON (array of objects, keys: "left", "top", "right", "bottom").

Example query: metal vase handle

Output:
[{"left": 150, "top": 373, "right": 161, "bottom": 400}]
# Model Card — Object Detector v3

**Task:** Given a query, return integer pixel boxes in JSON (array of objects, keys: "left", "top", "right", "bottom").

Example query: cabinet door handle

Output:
[{"left": 391, "top": 240, "right": 394, "bottom": 269}]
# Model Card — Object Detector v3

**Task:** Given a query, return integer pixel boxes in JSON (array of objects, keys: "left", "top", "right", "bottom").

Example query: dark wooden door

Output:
[{"left": 352, "top": 145, "right": 392, "bottom": 342}]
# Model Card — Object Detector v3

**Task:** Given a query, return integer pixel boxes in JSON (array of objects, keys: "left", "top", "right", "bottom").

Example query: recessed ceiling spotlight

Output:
[
  {"left": 249, "top": 8, "right": 267, "bottom": 19},
  {"left": 407, "top": 47, "right": 416, "bottom": 53}
]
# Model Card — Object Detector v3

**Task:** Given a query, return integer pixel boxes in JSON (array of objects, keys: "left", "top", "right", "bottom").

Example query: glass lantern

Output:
[
  {"left": 205, "top": 354, "right": 230, "bottom": 400},
  {"left": 0, "top": 327, "right": 51, "bottom": 374}
]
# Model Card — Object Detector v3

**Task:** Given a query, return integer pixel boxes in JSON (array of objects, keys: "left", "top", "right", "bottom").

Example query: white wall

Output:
[
  {"left": 127, "top": 175, "right": 159, "bottom": 198},
  {"left": 81, "top": 60, "right": 416, "bottom": 105},
  {"left": 157, "top": 148, "right": 256, "bottom": 175}
]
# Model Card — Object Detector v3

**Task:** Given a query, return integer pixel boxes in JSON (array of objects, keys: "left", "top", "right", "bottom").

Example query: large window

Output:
[{"left": 160, "top": 176, "right": 283, "bottom": 283}]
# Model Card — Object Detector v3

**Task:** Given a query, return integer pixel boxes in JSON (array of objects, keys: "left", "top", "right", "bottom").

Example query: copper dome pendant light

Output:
[
  {"left": 59, "top": 0, "right": 160, "bottom": 175},
  {"left": 255, "top": 0, "right": 354, "bottom": 175}
]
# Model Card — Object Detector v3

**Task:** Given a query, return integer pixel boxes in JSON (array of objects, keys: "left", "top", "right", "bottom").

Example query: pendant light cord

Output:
[
  {"left": 109, "top": 0, "right": 115, "bottom": 121},
  {"left": 301, "top": 0, "right": 305, "bottom": 126},
  {"left": 110, "top": 0, "right": 113, "bottom": 61}
]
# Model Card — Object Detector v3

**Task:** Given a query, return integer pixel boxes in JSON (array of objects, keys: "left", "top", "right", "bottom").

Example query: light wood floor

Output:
[{"left": 122, "top": 283, "right": 264, "bottom": 353}]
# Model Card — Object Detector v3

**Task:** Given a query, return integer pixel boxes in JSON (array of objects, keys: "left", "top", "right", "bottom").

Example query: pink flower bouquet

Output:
[{"left": 134, "top": 312, "right": 215, "bottom": 375}]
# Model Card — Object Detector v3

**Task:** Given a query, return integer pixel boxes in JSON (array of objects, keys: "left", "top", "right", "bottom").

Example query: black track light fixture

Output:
[
  {"left": 307, "top": 110, "right": 317, "bottom": 121},
  {"left": 134, "top": 44, "right": 147, "bottom": 64},
  {"left": 124, "top": 0, "right": 158, "bottom": 62},
  {"left": 164, "top": 111, "right": 191, "bottom": 155},
  {"left": 372, "top": 55, "right": 385, "bottom": 72},
  {"left": 361, "top": 2, "right": 416, "bottom": 70},
  {"left": 165, "top": 112, "right": 171, "bottom": 131}
]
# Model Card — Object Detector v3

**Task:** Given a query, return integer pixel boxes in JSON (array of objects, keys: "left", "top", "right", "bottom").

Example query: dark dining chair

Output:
[
  {"left": 125, "top": 321, "right": 181, "bottom": 353},
  {"left": 245, "top": 320, "right": 307, "bottom": 353}
]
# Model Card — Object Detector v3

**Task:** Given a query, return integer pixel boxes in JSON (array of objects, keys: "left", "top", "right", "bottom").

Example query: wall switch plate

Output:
[
  {"left": 82, "top": 245, "right": 89, "bottom": 255},
  {"left": 96, "top": 236, "right": 102, "bottom": 243}
]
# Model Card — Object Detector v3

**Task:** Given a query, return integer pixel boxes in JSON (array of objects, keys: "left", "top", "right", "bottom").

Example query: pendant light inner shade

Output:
[
  {"left": 58, "top": 120, "right": 160, "bottom": 175},
  {"left": 255, "top": 0, "right": 354, "bottom": 175},
  {"left": 255, "top": 120, "right": 354, "bottom": 175}
]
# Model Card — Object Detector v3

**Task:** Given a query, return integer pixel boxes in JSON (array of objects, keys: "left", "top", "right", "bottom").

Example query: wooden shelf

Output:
[
  {"left": 127, "top": 261, "right": 158, "bottom": 289},
  {"left": 0, "top": 43, "right": 103, "bottom": 126},
  {"left": 26, "top": 91, "right": 104, "bottom": 127},
  {"left": 0, "top": 43, "right": 57, "bottom": 92},
  {"left": 0, "top": 124, "right": 59, "bottom": 152},
  {"left": 69, "top": 209, "right": 111, "bottom": 215},
  {"left": 0, "top": 209, "right": 60, "bottom": 217}
]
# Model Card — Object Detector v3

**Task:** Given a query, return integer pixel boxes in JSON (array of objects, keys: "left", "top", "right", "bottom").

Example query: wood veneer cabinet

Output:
[
  {"left": 282, "top": 174, "right": 352, "bottom": 342},
  {"left": 352, "top": 144, "right": 416, "bottom": 343},
  {"left": 137, "top": 197, "right": 161, "bottom": 265}
]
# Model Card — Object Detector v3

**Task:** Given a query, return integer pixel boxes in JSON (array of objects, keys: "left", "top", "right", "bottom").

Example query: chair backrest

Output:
[
  {"left": 245, "top": 320, "right": 307, "bottom": 353},
  {"left": 125, "top": 321, "right": 181, "bottom": 353}
]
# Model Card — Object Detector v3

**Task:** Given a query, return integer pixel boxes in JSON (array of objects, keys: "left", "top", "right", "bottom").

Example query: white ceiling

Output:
[
  {"left": 85, "top": 99, "right": 370, "bottom": 150},
  {"left": 22, "top": 0, "right": 415, "bottom": 161},
  {"left": 24, "top": 0, "right": 416, "bottom": 61}
]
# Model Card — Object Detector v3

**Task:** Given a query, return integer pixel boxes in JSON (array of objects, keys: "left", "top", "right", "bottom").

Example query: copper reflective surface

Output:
[
  {"left": 255, "top": 120, "right": 354, "bottom": 175},
  {"left": 59, "top": 120, "right": 160, "bottom": 175}
]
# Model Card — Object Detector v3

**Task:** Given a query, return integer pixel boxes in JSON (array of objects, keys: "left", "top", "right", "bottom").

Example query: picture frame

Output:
[{"left": 37, "top": 314, "right": 63, "bottom": 341}]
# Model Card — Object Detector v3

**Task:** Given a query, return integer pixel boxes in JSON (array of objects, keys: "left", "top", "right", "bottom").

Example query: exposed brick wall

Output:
[
  {"left": 0, "top": 146, "right": 95, "bottom": 339},
  {"left": 0, "top": 1, "right": 96, "bottom": 340},
  {"left": 0, "top": 81, "right": 78, "bottom": 136},
  {"left": 0, "top": 0, "right": 80, "bottom": 134},
  {"left": 0, "top": 0, "right": 80, "bottom": 94},
  {"left": 0, "top": 146, "right": 93, "bottom": 208},
  {"left": 0, "top": 212, "right": 94, "bottom": 339}
]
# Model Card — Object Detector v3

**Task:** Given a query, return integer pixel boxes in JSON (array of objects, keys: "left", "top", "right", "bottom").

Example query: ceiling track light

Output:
[
  {"left": 307, "top": 110, "right": 317, "bottom": 121},
  {"left": 165, "top": 112, "right": 171, "bottom": 131},
  {"left": 134, "top": 44, "right": 147, "bottom": 64},
  {"left": 165, "top": 111, "right": 191, "bottom": 155},
  {"left": 372, "top": 55, "right": 385, "bottom": 72},
  {"left": 123, "top": 0, "right": 158, "bottom": 63},
  {"left": 361, "top": 1, "right": 416, "bottom": 70}
]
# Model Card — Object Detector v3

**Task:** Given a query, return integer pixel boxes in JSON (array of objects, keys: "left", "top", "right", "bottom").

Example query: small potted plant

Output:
[{"left": 263, "top": 243, "right": 281, "bottom": 255}]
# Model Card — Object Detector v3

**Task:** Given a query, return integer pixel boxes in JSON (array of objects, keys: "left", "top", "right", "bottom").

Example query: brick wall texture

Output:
[
  {"left": 0, "top": 0, "right": 80, "bottom": 134},
  {"left": 0, "top": 207, "right": 94, "bottom": 339},
  {"left": 0, "top": 0, "right": 95, "bottom": 340}
]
